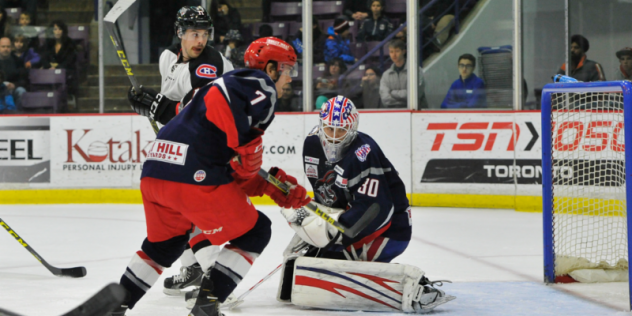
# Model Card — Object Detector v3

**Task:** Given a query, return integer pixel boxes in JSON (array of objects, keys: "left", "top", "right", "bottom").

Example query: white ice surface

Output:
[{"left": 0, "top": 205, "right": 630, "bottom": 316}]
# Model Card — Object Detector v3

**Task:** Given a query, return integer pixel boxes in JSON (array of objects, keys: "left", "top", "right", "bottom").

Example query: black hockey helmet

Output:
[{"left": 174, "top": 6, "right": 214, "bottom": 39}]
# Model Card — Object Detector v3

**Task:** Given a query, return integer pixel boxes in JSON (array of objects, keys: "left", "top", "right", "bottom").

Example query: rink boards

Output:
[{"left": 0, "top": 111, "right": 545, "bottom": 211}]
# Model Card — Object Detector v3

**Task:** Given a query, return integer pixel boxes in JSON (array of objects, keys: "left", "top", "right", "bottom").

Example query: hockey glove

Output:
[
  {"left": 264, "top": 167, "right": 311, "bottom": 209},
  {"left": 230, "top": 136, "right": 264, "bottom": 178},
  {"left": 128, "top": 86, "right": 176, "bottom": 124}
]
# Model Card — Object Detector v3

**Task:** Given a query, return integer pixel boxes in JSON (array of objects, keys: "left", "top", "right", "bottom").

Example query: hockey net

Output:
[{"left": 548, "top": 89, "right": 628, "bottom": 281}]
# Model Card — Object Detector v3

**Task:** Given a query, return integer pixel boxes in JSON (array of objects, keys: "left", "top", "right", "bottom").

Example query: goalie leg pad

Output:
[{"left": 289, "top": 257, "right": 427, "bottom": 312}]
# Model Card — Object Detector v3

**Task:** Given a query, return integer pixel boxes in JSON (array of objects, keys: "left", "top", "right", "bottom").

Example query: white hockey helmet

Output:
[{"left": 318, "top": 96, "right": 359, "bottom": 163}]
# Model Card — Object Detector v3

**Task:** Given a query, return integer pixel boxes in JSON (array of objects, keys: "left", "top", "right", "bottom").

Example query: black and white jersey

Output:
[{"left": 159, "top": 43, "right": 234, "bottom": 102}]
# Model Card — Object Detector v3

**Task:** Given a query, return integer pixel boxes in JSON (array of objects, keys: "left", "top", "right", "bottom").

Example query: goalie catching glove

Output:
[
  {"left": 127, "top": 86, "right": 177, "bottom": 125},
  {"left": 281, "top": 201, "right": 343, "bottom": 248}
]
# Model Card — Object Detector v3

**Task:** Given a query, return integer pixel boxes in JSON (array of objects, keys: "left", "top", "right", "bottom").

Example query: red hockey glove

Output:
[
  {"left": 230, "top": 136, "right": 264, "bottom": 178},
  {"left": 264, "top": 167, "right": 312, "bottom": 209}
]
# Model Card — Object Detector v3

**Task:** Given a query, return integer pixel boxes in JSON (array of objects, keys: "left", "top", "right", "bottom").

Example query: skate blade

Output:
[
  {"left": 163, "top": 288, "right": 185, "bottom": 296},
  {"left": 187, "top": 294, "right": 237, "bottom": 310},
  {"left": 421, "top": 295, "right": 456, "bottom": 310}
]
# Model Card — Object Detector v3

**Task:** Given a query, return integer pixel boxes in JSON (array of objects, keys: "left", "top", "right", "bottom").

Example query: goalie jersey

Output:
[
  {"left": 141, "top": 69, "right": 277, "bottom": 186},
  {"left": 303, "top": 131, "right": 412, "bottom": 248}
]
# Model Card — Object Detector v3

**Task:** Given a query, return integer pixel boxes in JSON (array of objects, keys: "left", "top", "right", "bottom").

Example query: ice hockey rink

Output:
[{"left": 0, "top": 204, "right": 629, "bottom": 316}]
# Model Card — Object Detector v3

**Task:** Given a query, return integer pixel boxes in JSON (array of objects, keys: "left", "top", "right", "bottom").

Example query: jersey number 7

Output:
[{"left": 357, "top": 178, "right": 379, "bottom": 197}]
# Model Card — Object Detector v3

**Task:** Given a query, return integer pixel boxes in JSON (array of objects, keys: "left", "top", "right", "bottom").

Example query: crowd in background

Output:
[{"left": 0, "top": 0, "right": 82, "bottom": 114}]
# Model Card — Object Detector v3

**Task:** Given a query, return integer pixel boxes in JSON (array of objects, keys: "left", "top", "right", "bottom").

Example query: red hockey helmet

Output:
[{"left": 244, "top": 37, "right": 298, "bottom": 77}]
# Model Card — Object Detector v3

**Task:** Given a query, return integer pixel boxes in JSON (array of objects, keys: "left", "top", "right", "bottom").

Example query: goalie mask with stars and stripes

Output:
[{"left": 318, "top": 96, "right": 359, "bottom": 163}]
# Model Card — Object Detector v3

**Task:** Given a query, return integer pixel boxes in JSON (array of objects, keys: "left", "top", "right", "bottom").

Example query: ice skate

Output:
[{"left": 163, "top": 263, "right": 203, "bottom": 295}]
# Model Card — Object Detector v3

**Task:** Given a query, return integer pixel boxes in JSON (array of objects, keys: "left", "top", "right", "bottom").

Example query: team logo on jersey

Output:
[
  {"left": 196, "top": 64, "right": 218, "bottom": 79},
  {"left": 194, "top": 170, "right": 206, "bottom": 182},
  {"left": 306, "top": 164, "right": 318, "bottom": 178},
  {"left": 315, "top": 170, "right": 338, "bottom": 206},
  {"left": 305, "top": 156, "right": 319, "bottom": 164},
  {"left": 334, "top": 165, "right": 344, "bottom": 175},
  {"left": 147, "top": 140, "right": 188, "bottom": 165},
  {"left": 355, "top": 144, "right": 371, "bottom": 162},
  {"left": 335, "top": 175, "right": 347, "bottom": 188}
]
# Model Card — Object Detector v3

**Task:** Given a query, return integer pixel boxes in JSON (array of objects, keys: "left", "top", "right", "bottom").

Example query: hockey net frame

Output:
[{"left": 541, "top": 81, "right": 632, "bottom": 309}]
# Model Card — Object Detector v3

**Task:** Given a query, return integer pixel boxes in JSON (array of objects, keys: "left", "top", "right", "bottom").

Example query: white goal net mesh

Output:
[{"left": 550, "top": 91, "right": 628, "bottom": 276}]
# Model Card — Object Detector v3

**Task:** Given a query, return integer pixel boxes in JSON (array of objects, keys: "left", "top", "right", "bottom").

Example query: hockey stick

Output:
[
  {"left": 223, "top": 264, "right": 283, "bottom": 310},
  {"left": 0, "top": 283, "right": 126, "bottom": 316},
  {"left": 0, "top": 218, "right": 86, "bottom": 278},
  {"left": 104, "top": 0, "right": 160, "bottom": 134},
  {"left": 257, "top": 169, "right": 380, "bottom": 238}
]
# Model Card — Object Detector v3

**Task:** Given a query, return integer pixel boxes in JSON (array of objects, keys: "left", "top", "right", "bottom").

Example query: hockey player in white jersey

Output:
[
  {"left": 276, "top": 96, "right": 455, "bottom": 313},
  {"left": 126, "top": 5, "right": 234, "bottom": 299}
]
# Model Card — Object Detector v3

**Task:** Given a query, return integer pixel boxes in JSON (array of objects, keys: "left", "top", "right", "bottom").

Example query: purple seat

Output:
[
  {"left": 348, "top": 20, "right": 359, "bottom": 41},
  {"left": 319, "top": 19, "right": 335, "bottom": 32},
  {"left": 5, "top": 7, "right": 21, "bottom": 21},
  {"left": 365, "top": 41, "right": 387, "bottom": 58},
  {"left": 346, "top": 64, "right": 366, "bottom": 80},
  {"left": 21, "top": 91, "right": 62, "bottom": 113},
  {"left": 30, "top": 69, "right": 66, "bottom": 87},
  {"left": 313, "top": 1, "right": 343, "bottom": 16},
  {"left": 287, "top": 21, "right": 301, "bottom": 37},
  {"left": 270, "top": 2, "right": 302, "bottom": 18},
  {"left": 313, "top": 63, "right": 327, "bottom": 79},
  {"left": 68, "top": 25, "right": 89, "bottom": 65},
  {"left": 252, "top": 22, "right": 289, "bottom": 39},
  {"left": 350, "top": 42, "right": 367, "bottom": 58},
  {"left": 385, "top": 0, "right": 406, "bottom": 14}
]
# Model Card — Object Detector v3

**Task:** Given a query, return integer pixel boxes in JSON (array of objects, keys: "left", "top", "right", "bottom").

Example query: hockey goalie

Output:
[{"left": 277, "top": 96, "right": 456, "bottom": 313}]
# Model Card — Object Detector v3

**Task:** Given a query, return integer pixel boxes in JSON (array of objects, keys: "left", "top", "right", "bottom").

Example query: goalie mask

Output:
[
  {"left": 175, "top": 6, "right": 214, "bottom": 40},
  {"left": 318, "top": 96, "right": 359, "bottom": 163}
]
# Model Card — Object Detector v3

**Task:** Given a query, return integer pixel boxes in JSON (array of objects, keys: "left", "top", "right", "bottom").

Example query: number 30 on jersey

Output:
[{"left": 357, "top": 178, "right": 379, "bottom": 197}]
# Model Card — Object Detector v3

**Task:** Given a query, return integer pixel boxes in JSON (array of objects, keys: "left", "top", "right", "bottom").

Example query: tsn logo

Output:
[
  {"left": 427, "top": 122, "right": 522, "bottom": 151},
  {"left": 552, "top": 121, "right": 624, "bottom": 152}
]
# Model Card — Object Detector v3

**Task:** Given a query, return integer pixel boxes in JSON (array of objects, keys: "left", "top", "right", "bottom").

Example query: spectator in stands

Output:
[
  {"left": 0, "top": 5, "right": 13, "bottom": 38},
  {"left": 344, "top": 0, "right": 369, "bottom": 21},
  {"left": 40, "top": 20, "right": 77, "bottom": 95},
  {"left": 258, "top": 24, "right": 273, "bottom": 38},
  {"left": 420, "top": 0, "right": 455, "bottom": 49},
  {"left": 223, "top": 29, "right": 246, "bottom": 68},
  {"left": 441, "top": 53, "right": 486, "bottom": 109},
  {"left": 557, "top": 34, "right": 606, "bottom": 82},
  {"left": 316, "top": 57, "right": 347, "bottom": 99},
  {"left": 380, "top": 39, "right": 428, "bottom": 108},
  {"left": 13, "top": 33, "right": 38, "bottom": 68},
  {"left": 356, "top": 0, "right": 393, "bottom": 42},
  {"left": 324, "top": 16, "right": 356, "bottom": 64},
  {"left": 344, "top": 66, "right": 383, "bottom": 108},
  {"left": 278, "top": 83, "right": 301, "bottom": 112},
  {"left": 13, "top": 11, "right": 37, "bottom": 52},
  {"left": 0, "top": 0, "right": 36, "bottom": 24},
  {"left": 290, "top": 16, "right": 327, "bottom": 64},
  {"left": 214, "top": 0, "right": 242, "bottom": 43},
  {"left": 0, "top": 37, "right": 25, "bottom": 108},
  {"left": 0, "top": 70, "right": 16, "bottom": 113},
  {"left": 615, "top": 47, "right": 632, "bottom": 81},
  {"left": 17, "top": 11, "right": 29, "bottom": 26}
]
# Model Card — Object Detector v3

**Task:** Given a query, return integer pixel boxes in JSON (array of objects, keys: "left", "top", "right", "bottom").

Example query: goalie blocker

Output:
[{"left": 277, "top": 256, "right": 455, "bottom": 312}]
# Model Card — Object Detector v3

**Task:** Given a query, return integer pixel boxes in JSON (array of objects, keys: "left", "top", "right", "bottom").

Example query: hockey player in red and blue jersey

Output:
[
  {"left": 277, "top": 96, "right": 455, "bottom": 313},
  {"left": 108, "top": 37, "right": 311, "bottom": 316}
]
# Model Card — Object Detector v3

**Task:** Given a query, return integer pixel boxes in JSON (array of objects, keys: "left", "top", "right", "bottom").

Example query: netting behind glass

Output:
[{"left": 550, "top": 91, "right": 628, "bottom": 276}]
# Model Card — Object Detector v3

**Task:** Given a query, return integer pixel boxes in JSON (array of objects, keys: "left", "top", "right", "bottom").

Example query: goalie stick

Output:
[
  {"left": 258, "top": 169, "right": 380, "bottom": 238},
  {"left": 0, "top": 283, "right": 126, "bottom": 316},
  {"left": 0, "top": 218, "right": 86, "bottom": 278},
  {"left": 103, "top": 0, "right": 160, "bottom": 134}
]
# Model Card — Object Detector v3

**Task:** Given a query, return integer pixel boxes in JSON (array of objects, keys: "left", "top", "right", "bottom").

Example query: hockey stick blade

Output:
[
  {"left": 257, "top": 169, "right": 380, "bottom": 238},
  {"left": 0, "top": 218, "right": 87, "bottom": 278},
  {"left": 61, "top": 283, "right": 126, "bottom": 316},
  {"left": 0, "top": 283, "right": 125, "bottom": 316}
]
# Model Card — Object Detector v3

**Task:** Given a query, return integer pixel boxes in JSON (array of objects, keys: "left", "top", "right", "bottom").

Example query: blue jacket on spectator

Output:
[
  {"left": 0, "top": 83, "right": 15, "bottom": 112},
  {"left": 324, "top": 27, "right": 355, "bottom": 64},
  {"left": 15, "top": 48, "right": 40, "bottom": 68},
  {"left": 441, "top": 73, "right": 487, "bottom": 108}
]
